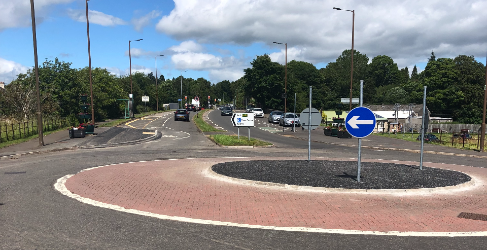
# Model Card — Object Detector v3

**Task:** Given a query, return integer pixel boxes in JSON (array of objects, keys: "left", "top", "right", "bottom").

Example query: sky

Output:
[{"left": 1, "top": 0, "right": 486, "bottom": 85}]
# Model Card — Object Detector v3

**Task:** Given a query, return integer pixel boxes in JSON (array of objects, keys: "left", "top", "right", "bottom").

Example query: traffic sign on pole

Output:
[
  {"left": 300, "top": 108, "right": 321, "bottom": 130},
  {"left": 345, "top": 107, "right": 376, "bottom": 138}
]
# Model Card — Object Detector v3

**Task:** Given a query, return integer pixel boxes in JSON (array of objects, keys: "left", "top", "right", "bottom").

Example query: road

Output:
[{"left": 1, "top": 110, "right": 486, "bottom": 249}]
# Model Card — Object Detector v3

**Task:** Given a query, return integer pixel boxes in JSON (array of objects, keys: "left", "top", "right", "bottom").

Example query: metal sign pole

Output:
[
  {"left": 308, "top": 86, "right": 312, "bottom": 161},
  {"left": 420, "top": 86, "right": 427, "bottom": 170},
  {"left": 238, "top": 127, "right": 240, "bottom": 139},
  {"left": 248, "top": 127, "right": 250, "bottom": 141},
  {"left": 294, "top": 92, "right": 296, "bottom": 132},
  {"left": 357, "top": 80, "right": 363, "bottom": 182}
]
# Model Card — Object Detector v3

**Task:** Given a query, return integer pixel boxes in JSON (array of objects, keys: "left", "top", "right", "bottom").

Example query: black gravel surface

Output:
[{"left": 211, "top": 160, "right": 471, "bottom": 189}]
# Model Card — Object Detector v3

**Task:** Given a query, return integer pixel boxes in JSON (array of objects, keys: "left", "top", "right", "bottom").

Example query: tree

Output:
[
  {"left": 410, "top": 65, "right": 419, "bottom": 82},
  {"left": 243, "top": 54, "right": 284, "bottom": 110}
]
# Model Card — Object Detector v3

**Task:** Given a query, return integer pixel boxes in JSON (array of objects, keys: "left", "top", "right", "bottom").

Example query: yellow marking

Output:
[
  {"left": 143, "top": 132, "right": 155, "bottom": 135},
  {"left": 126, "top": 124, "right": 136, "bottom": 128}
]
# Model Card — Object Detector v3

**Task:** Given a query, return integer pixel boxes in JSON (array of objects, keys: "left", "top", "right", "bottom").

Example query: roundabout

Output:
[{"left": 56, "top": 157, "right": 487, "bottom": 237}]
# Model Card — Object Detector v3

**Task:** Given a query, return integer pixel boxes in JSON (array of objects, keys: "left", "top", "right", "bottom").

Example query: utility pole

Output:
[{"left": 30, "top": 0, "right": 44, "bottom": 146}]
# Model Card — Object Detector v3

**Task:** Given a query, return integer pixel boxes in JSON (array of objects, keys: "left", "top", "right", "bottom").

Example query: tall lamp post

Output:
[
  {"left": 334, "top": 7, "right": 355, "bottom": 111},
  {"left": 86, "top": 0, "right": 94, "bottom": 125},
  {"left": 273, "top": 41, "right": 287, "bottom": 114},
  {"left": 481, "top": 55, "right": 487, "bottom": 152},
  {"left": 155, "top": 54, "right": 164, "bottom": 111},
  {"left": 180, "top": 70, "right": 186, "bottom": 109},
  {"left": 29, "top": 0, "right": 44, "bottom": 146},
  {"left": 129, "top": 38, "right": 142, "bottom": 117}
]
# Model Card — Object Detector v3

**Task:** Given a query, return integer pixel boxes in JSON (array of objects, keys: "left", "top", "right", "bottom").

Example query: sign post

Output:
[
  {"left": 142, "top": 95, "right": 149, "bottom": 112},
  {"left": 231, "top": 113, "right": 255, "bottom": 140},
  {"left": 345, "top": 80, "right": 376, "bottom": 182}
]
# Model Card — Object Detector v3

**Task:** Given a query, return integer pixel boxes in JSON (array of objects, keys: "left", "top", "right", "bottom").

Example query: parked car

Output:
[
  {"left": 221, "top": 106, "right": 233, "bottom": 116},
  {"left": 174, "top": 109, "right": 190, "bottom": 121},
  {"left": 246, "top": 107, "right": 254, "bottom": 112},
  {"left": 416, "top": 133, "right": 439, "bottom": 142},
  {"left": 268, "top": 111, "right": 283, "bottom": 123},
  {"left": 252, "top": 108, "right": 264, "bottom": 118},
  {"left": 279, "top": 113, "right": 300, "bottom": 127}
]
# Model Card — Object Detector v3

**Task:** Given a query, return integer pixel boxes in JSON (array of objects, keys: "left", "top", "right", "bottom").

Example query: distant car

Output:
[
  {"left": 174, "top": 109, "right": 190, "bottom": 121},
  {"left": 186, "top": 104, "right": 195, "bottom": 112},
  {"left": 252, "top": 108, "right": 264, "bottom": 118},
  {"left": 246, "top": 107, "right": 254, "bottom": 112},
  {"left": 221, "top": 106, "right": 233, "bottom": 116},
  {"left": 416, "top": 133, "right": 439, "bottom": 142},
  {"left": 279, "top": 113, "right": 300, "bottom": 127},
  {"left": 268, "top": 111, "right": 283, "bottom": 123}
]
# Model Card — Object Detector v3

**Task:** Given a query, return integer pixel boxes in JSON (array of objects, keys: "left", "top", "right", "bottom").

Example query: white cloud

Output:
[
  {"left": 132, "top": 10, "right": 161, "bottom": 32},
  {"left": 169, "top": 41, "right": 204, "bottom": 53},
  {"left": 68, "top": 9, "right": 127, "bottom": 26},
  {"left": 124, "top": 48, "right": 162, "bottom": 59},
  {"left": 0, "top": 58, "right": 29, "bottom": 84},
  {"left": 156, "top": 0, "right": 487, "bottom": 69},
  {"left": 0, "top": 0, "right": 73, "bottom": 31}
]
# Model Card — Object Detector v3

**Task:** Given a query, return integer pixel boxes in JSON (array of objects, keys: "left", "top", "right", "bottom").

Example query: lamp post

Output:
[
  {"left": 334, "top": 7, "right": 355, "bottom": 111},
  {"left": 273, "top": 41, "right": 287, "bottom": 114},
  {"left": 481, "top": 55, "right": 487, "bottom": 152},
  {"left": 155, "top": 54, "right": 164, "bottom": 112},
  {"left": 180, "top": 70, "right": 186, "bottom": 109},
  {"left": 129, "top": 38, "right": 142, "bottom": 117},
  {"left": 29, "top": 0, "right": 44, "bottom": 146},
  {"left": 86, "top": 0, "right": 94, "bottom": 126}
]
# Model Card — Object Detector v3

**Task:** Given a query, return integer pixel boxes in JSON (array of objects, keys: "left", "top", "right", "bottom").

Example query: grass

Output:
[
  {"left": 193, "top": 109, "right": 224, "bottom": 132},
  {"left": 375, "top": 132, "right": 485, "bottom": 151},
  {"left": 210, "top": 134, "right": 272, "bottom": 147}
]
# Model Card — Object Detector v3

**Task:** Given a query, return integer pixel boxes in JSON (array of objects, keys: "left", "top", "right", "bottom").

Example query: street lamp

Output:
[
  {"left": 129, "top": 38, "right": 142, "bottom": 118},
  {"left": 273, "top": 41, "right": 287, "bottom": 114},
  {"left": 180, "top": 70, "right": 186, "bottom": 109},
  {"left": 334, "top": 7, "right": 355, "bottom": 111},
  {"left": 86, "top": 0, "right": 94, "bottom": 126},
  {"left": 481, "top": 56, "right": 487, "bottom": 152},
  {"left": 155, "top": 54, "right": 164, "bottom": 112},
  {"left": 29, "top": 0, "right": 44, "bottom": 146}
]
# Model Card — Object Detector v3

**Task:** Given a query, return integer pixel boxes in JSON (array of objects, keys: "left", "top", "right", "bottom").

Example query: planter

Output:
[
  {"left": 69, "top": 128, "right": 85, "bottom": 138},
  {"left": 82, "top": 124, "right": 95, "bottom": 133},
  {"left": 324, "top": 129, "right": 332, "bottom": 136},
  {"left": 337, "top": 130, "right": 352, "bottom": 138},
  {"left": 331, "top": 128, "right": 338, "bottom": 137}
]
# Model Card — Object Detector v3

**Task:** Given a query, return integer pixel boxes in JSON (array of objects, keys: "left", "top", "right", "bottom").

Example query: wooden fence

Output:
[{"left": 0, "top": 118, "right": 68, "bottom": 143}]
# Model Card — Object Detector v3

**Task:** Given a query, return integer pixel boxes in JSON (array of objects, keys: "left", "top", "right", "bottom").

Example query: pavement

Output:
[{"left": 5, "top": 112, "right": 487, "bottom": 236}]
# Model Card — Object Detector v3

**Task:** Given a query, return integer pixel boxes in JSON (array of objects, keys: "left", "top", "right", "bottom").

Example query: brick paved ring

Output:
[{"left": 55, "top": 157, "right": 487, "bottom": 237}]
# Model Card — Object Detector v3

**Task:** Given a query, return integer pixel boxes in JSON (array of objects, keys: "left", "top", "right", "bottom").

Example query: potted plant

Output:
[
  {"left": 337, "top": 126, "right": 352, "bottom": 138},
  {"left": 324, "top": 125, "right": 332, "bottom": 136},
  {"left": 331, "top": 126, "right": 339, "bottom": 137},
  {"left": 69, "top": 125, "right": 86, "bottom": 138}
]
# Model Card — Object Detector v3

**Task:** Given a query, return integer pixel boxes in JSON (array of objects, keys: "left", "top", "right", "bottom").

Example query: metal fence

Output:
[{"left": 0, "top": 118, "right": 68, "bottom": 143}]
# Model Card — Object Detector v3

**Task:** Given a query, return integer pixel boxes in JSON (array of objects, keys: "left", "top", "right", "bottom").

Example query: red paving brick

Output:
[{"left": 64, "top": 157, "right": 487, "bottom": 233}]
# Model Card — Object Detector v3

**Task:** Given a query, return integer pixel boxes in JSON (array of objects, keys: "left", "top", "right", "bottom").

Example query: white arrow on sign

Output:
[{"left": 347, "top": 116, "right": 374, "bottom": 129}]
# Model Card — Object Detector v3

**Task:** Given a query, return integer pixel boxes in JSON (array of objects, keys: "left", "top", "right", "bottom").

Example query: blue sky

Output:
[{"left": 1, "top": 0, "right": 486, "bottom": 85}]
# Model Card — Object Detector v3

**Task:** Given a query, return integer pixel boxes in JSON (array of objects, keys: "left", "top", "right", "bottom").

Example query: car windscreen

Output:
[
  {"left": 274, "top": 112, "right": 283, "bottom": 116},
  {"left": 285, "top": 114, "right": 296, "bottom": 118},
  {"left": 253, "top": 108, "right": 262, "bottom": 112},
  {"left": 176, "top": 110, "right": 186, "bottom": 114}
]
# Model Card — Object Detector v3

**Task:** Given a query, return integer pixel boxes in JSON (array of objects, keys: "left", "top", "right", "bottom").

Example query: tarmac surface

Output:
[{"left": 3, "top": 113, "right": 487, "bottom": 238}]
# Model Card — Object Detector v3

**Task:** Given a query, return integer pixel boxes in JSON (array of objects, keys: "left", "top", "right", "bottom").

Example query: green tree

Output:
[{"left": 243, "top": 54, "right": 284, "bottom": 110}]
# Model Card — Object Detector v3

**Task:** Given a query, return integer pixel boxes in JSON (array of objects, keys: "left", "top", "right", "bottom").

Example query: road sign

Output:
[
  {"left": 345, "top": 107, "right": 376, "bottom": 138},
  {"left": 231, "top": 113, "right": 254, "bottom": 127},
  {"left": 178, "top": 99, "right": 182, "bottom": 101},
  {"left": 341, "top": 98, "right": 359, "bottom": 104},
  {"left": 300, "top": 108, "right": 321, "bottom": 130},
  {"left": 142, "top": 96, "right": 149, "bottom": 102}
]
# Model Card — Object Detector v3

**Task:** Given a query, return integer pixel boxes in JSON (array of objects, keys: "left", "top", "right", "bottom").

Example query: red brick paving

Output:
[{"left": 64, "top": 157, "right": 487, "bottom": 233}]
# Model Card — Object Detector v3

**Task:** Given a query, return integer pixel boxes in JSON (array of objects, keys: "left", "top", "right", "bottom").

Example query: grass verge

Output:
[
  {"left": 194, "top": 109, "right": 224, "bottom": 132},
  {"left": 0, "top": 126, "right": 71, "bottom": 149},
  {"left": 209, "top": 134, "right": 272, "bottom": 147},
  {"left": 374, "top": 132, "right": 484, "bottom": 151}
]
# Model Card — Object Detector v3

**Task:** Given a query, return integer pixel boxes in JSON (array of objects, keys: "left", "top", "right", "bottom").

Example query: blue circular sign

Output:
[{"left": 345, "top": 107, "right": 376, "bottom": 138}]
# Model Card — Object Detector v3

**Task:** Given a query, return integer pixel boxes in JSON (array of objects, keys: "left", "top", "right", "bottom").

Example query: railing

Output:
[{"left": 0, "top": 118, "right": 68, "bottom": 143}]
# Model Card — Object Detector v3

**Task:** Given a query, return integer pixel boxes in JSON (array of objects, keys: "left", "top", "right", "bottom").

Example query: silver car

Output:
[
  {"left": 279, "top": 113, "right": 300, "bottom": 127},
  {"left": 268, "top": 111, "right": 283, "bottom": 123}
]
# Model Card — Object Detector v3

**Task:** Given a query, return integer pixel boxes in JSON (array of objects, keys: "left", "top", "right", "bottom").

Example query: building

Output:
[{"left": 0, "top": 82, "right": 4, "bottom": 89}]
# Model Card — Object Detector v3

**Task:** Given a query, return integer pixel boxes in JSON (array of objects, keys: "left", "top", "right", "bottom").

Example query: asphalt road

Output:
[{"left": 1, "top": 111, "right": 486, "bottom": 249}]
